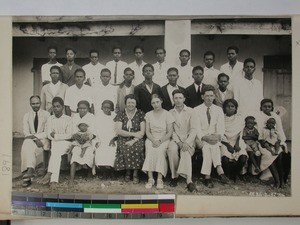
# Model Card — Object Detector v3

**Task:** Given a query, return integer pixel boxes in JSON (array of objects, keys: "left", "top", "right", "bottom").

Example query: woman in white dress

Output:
[
  {"left": 220, "top": 99, "right": 248, "bottom": 181},
  {"left": 255, "top": 98, "right": 288, "bottom": 188},
  {"left": 142, "top": 94, "right": 174, "bottom": 189},
  {"left": 70, "top": 100, "right": 96, "bottom": 182},
  {"left": 94, "top": 100, "right": 117, "bottom": 169}
]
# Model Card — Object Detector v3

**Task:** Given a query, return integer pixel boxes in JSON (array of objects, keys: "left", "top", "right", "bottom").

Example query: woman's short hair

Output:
[
  {"left": 151, "top": 93, "right": 163, "bottom": 101},
  {"left": 124, "top": 94, "right": 137, "bottom": 104},
  {"left": 74, "top": 68, "right": 86, "bottom": 76},
  {"left": 65, "top": 47, "right": 76, "bottom": 54},
  {"left": 77, "top": 100, "right": 90, "bottom": 109},
  {"left": 52, "top": 96, "right": 64, "bottom": 106},
  {"left": 260, "top": 98, "right": 274, "bottom": 111},
  {"left": 222, "top": 98, "right": 238, "bottom": 115},
  {"left": 101, "top": 100, "right": 114, "bottom": 111}
]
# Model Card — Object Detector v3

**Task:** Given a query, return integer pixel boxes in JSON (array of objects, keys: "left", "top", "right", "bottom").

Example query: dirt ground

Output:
[{"left": 12, "top": 138, "right": 291, "bottom": 197}]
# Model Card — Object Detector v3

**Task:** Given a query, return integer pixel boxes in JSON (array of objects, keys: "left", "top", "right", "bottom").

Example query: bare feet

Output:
[{"left": 38, "top": 172, "right": 51, "bottom": 185}]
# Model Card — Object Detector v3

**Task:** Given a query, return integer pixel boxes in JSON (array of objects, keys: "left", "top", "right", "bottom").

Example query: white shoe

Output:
[
  {"left": 157, "top": 179, "right": 164, "bottom": 189},
  {"left": 145, "top": 179, "right": 155, "bottom": 189}
]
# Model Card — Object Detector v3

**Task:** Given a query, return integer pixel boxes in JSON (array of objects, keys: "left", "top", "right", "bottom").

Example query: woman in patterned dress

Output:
[{"left": 114, "top": 94, "right": 145, "bottom": 184}]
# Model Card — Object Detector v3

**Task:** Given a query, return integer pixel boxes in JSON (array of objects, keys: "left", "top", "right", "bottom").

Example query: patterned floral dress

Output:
[{"left": 114, "top": 109, "right": 145, "bottom": 170}]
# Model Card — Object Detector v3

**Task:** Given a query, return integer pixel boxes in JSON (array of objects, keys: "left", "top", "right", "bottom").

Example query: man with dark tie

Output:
[
  {"left": 21, "top": 96, "right": 50, "bottom": 186},
  {"left": 105, "top": 47, "right": 128, "bottom": 86},
  {"left": 193, "top": 85, "right": 229, "bottom": 188},
  {"left": 185, "top": 66, "right": 208, "bottom": 108},
  {"left": 161, "top": 67, "right": 185, "bottom": 111}
]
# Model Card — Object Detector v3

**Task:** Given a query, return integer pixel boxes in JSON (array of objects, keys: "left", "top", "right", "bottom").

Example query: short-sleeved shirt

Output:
[{"left": 145, "top": 110, "right": 175, "bottom": 140}]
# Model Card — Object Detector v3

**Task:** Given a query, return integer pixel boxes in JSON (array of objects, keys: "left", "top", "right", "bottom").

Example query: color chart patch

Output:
[{"left": 11, "top": 192, "right": 175, "bottom": 219}]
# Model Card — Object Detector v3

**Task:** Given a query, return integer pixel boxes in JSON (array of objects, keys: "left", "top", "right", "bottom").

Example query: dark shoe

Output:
[
  {"left": 169, "top": 178, "right": 178, "bottom": 187},
  {"left": 23, "top": 168, "right": 34, "bottom": 179},
  {"left": 187, "top": 182, "right": 197, "bottom": 192},
  {"left": 219, "top": 174, "right": 230, "bottom": 184},
  {"left": 203, "top": 179, "right": 214, "bottom": 188}
]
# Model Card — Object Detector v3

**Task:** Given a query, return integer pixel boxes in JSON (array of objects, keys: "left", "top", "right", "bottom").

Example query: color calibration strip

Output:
[{"left": 11, "top": 192, "right": 175, "bottom": 219}]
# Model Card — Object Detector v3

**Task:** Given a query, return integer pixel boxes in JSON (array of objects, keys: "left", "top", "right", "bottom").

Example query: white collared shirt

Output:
[
  {"left": 82, "top": 62, "right": 104, "bottom": 86},
  {"left": 92, "top": 83, "right": 118, "bottom": 115},
  {"left": 233, "top": 76, "right": 263, "bottom": 116},
  {"left": 203, "top": 66, "right": 220, "bottom": 88},
  {"left": 218, "top": 89, "right": 227, "bottom": 101},
  {"left": 152, "top": 61, "right": 169, "bottom": 86},
  {"left": 49, "top": 81, "right": 62, "bottom": 97},
  {"left": 128, "top": 60, "right": 147, "bottom": 85},
  {"left": 194, "top": 83, "right": 202, "bottom": 93},
  {"left": 105, "top": 60, "right": 128, "bottom": 85},
  {"left": 64, "top": 84, "right": 94, "bottom": 112},
  {"left": 41, "top": 61, "right": 63, "bottom": 83},
  {"left": 220, "top": 60, "right": 244, "bottom": 91},
  {"left": 177, "top": 64, "right": 193, "bottom": 88}
]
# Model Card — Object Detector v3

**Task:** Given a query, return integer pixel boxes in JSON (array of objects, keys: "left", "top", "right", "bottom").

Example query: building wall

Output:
[{"left": 13, "top": 34, "right": 291, "bottom": 135}]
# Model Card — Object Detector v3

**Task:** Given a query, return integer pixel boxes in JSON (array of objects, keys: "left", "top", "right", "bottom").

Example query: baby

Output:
[
  {"left": 68, "top": 122, "right": 94, "bottom": 158},
  {"left": 242, "top": 116, "right": 261, "bottom": 173},
  {"left": 260, "top": 118, "right": 281, "bottom": 155}
]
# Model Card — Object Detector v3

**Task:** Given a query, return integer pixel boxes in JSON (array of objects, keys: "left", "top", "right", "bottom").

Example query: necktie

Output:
[
  {"left": 114, "top": 62, "right": 118, "bottom": 84},
  {"left": 206, "top": 107, "right": 211, "bottom": 125},
  {"left": 34, "top": 112, "right": 38, "bottom": 132},
  {"left": 197, "top": 85, "right": 201, "bottom": 99}
]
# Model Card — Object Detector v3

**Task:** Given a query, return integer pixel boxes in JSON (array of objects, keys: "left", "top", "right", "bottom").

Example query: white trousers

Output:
[
  {"left": 20, "top": 139, "right": 43, "bottom": 172},
  {"left": 48, "top": 140, "right": 70, "bottom": 183},
  {"left": 167, "top": 140, "right": 194, "bottom": 180},
  {"left": 201, "top": 143, "right": 222, "bottom": 176}
]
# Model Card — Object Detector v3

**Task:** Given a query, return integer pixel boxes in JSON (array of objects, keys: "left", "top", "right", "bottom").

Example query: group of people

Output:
[{"left": 20, "top": 44, "right": 290, "bottom": 192}]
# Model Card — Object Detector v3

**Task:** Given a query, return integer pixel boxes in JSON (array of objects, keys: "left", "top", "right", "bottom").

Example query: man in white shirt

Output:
[
  {"left": 41, "top": 46, "right": 62, "bottom": 86},
  {"left": 21, "top": 96, "right": 50, "bottom": 187},
  {"left": 129, "top": 46, "right": 147, "bottom": 85},
  {"left": 64, "top": 68, "right": 94, "bottom": 116},
  {"left": 38, "top": 97, "right": 73, "bottom": 185},
  {"left": 167, "top": 89, "right": 197, "bottom": 192},
  {"left": 41, "top": 66, "right": 69, "bottom": 114},
  {"left": 83, "top": 49, "right": 104, "bottom": 87},
  {"left": 177, "top": 49, "right": 193, "bottom": 88},
  {"left": 193, "top": 85, "right": 229, "bottom": 188},
  {"left": 93, "top": 68, "right": 118, "bottom": 115},
  {"left": 152, "top": 47, "right": 169, "bottom": 86},
  {"left": 220, "top": 46, "right": 244, "bottom": 90},
  {"left": 233, "top": 58, "right": 263, "bottom": 116},
  {"left": 161, "top": 67, "right": 185, "bottom": 111},
  {"left": 202, "top": 51, "right": 220, "bottom": 88},
  {"left": 105, "top": 47, "right": 128, "bottom": 86}
]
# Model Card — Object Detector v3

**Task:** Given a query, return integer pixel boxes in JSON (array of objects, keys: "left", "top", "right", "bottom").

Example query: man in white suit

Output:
[
  {"left": 193, "top": 85, "right": 229, "bottom": 188},
  {"left": 21, "top": 96, "right": 50, "bottom": 186}
]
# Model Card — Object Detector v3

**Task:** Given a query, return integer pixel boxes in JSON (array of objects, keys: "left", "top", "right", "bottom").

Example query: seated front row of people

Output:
[{"left": 21, "top": 86, "right": 288, "bottom": 190}]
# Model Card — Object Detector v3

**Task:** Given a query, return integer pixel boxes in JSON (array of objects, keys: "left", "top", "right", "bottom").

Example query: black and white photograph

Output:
[{"left": 12, "top": 16, "right": 292, "bottom": 197}]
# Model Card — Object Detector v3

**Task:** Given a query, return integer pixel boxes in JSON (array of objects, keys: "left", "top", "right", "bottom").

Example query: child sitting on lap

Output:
[
  {"left": 259, "top": 118, "right": 281, "bottom": 156},
  {"left": 68, "top": 122, "right": 93, "bottom": 158},
  {"left": 242, "top": 116, "right": 261, "bottom": 173}
]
